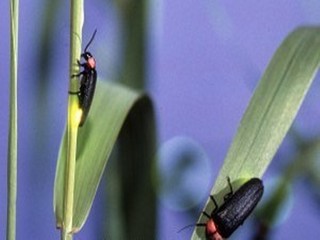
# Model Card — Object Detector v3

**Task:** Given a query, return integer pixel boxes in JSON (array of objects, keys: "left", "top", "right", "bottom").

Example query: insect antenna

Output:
[
  {"left": 177, "top": 223, "right": 198, "bottom": 233},
  {"left": 84, "top": 29, "right": 97, "bottom": 52},
  {"left": 177, "top": 222, "right": 208, "bottom": 234}
]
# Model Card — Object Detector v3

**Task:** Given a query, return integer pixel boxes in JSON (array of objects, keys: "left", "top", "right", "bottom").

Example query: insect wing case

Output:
[
  {"left": 79, "top": 69, "right": 97, "bottom": 126},
  {"left": 213, "top": 178, "right": 264, "bottom": 238}
]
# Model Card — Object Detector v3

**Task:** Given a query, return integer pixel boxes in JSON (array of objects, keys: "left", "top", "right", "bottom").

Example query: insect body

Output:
[
  {"left": 70, "top": 30, "right": 97, "bottom": 127},
  {"left": 197, "top": 178, "right": 264, "bottom": 240}
]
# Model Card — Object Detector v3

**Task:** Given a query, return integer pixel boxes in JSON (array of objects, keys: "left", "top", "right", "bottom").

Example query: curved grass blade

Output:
[
  {"left": 54, "top": 80, "right": 156, "bottom": 238},
  {"left": 192, "top": 27, "right": 320, "bottom": 239}
]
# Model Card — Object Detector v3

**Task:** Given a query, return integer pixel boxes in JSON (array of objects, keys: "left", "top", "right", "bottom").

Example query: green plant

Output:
[
  {"left": 192, "top": 27, "right": 320, "bottom": 239},
  {"left": 7, "top": 0, "right": 19, "bottom": 239}
]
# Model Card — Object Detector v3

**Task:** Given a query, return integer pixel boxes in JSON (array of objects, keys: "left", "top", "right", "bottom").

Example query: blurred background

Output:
[{"left": 1, "top": 0, "right": 320, "bottom": 239}]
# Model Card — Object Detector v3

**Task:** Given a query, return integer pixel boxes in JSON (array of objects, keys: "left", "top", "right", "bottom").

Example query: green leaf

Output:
[
  {"left": 192, "top": 27, "right": 320, "bottom": 239},
  {"left": 54, "top": 80, "right": 156, "bottom": 238}
]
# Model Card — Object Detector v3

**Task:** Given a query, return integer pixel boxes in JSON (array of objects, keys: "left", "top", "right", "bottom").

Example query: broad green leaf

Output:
[
  {"left": 192, "top": 27, "right": 320, "bottom": 239},
  {"left": 54, "top": 80, "right": 156, "bottom": 238}
]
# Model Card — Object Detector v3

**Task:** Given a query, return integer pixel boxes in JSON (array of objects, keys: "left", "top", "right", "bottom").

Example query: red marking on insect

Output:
[
  {"left": 86, "top": 57, "right": 96, "bottom": 69},
  {"left": 205, "top": 219, "right": 223, "bottom": 240}
]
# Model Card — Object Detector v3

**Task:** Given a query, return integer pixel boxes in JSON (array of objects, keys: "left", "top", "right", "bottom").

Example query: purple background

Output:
[{"left": 1, "top": 0, "right": 320, "bottom": 239}]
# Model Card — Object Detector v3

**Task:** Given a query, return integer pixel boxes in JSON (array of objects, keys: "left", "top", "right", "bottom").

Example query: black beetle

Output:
[
  {"left": 197, "top": 177, "right": 264, "bottom": 240},
  {"left": 70, "top": 30, "right": 97, "bottom": 127}
]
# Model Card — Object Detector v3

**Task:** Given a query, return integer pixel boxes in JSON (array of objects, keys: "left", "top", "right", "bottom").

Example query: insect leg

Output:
[
  {"left": 195, "top": 223, "right": 207, "bottom": 227},
  {"left": 202, "top": 211, "right": 211, "bottom": 219},
  {"left": 210, "top": 195, "right": 219, "bottom": 213},
  {"left": 223, "top": 176, "right": 234, "bottom": 201},
  {"left": 76, "top": 60, "right": 87, "bottom": 67},
  {"left": 68, "top": 90, "right": 80, "bottom": 95},
  {"left": 71, "top": 70, "right": 86, "bottom": 78}
]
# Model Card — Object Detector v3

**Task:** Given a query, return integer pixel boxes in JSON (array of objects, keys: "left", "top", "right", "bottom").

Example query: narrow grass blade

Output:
[
  {"left": 192, "top": 27, "right": 320, "bottom": 239},
  {"left": 7, "top": 0, "right": 19, "bottom": 239},
  {"left": 54, "top": 80, "right": 156, "bottom": 238}
]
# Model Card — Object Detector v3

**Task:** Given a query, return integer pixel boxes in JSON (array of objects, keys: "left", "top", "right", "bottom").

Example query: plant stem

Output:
[
  {"left": 61, "top": 0, "right": 83, "bottom": 239},
  {"left": 7, "top": 0, "right": 19, "bottom": 239},
  {"left": 62, "top": 102, "right": 79, "bottom": 239}
]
